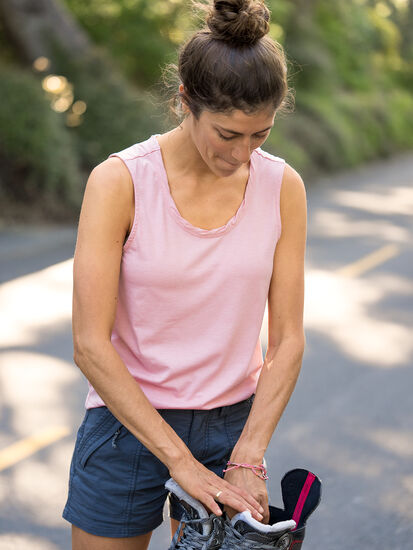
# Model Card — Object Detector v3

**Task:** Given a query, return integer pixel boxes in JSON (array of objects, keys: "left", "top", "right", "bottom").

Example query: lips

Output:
[{"left": 221, "top": 158, "right": 239, "bottom": 168}]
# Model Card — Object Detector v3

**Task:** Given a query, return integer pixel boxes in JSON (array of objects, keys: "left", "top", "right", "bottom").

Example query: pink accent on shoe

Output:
[{"left": 291, "top": 472, "right": 316, "bottom": 530}]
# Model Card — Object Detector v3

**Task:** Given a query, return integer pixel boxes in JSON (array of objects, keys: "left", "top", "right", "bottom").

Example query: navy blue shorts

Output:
[{"left": 62, "top": 395, "right": 254, "bottom": 538}]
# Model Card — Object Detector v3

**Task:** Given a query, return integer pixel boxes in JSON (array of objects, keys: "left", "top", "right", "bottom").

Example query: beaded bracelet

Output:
[{"left": 223, "top": 461, "right": 269, "bottom": 480}]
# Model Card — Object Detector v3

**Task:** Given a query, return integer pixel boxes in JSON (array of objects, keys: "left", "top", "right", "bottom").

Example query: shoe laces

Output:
[
  {"left": 221, "top": 521, "right": 280, "bottom": 550},
  {"left": 169, "top": 515, "right": 219, "bottom": 549}
]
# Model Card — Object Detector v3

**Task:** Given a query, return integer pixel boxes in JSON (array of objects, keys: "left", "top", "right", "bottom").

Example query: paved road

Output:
[{"left": 0, "top": 151, "right": 412, "bottom": 549}]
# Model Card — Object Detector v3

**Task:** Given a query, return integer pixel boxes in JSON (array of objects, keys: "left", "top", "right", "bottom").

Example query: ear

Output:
[{"left": 178, "top": 83, "right": 190, "bottom": 114}]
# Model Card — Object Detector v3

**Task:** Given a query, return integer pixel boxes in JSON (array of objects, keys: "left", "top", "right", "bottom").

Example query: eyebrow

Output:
[{"left": 217, "top": 124, "right": 274, "bottom": 136}]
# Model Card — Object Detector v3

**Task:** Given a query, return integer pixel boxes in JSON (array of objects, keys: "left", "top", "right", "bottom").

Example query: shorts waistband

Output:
[{"left": 157, "top": 394, "right": 255, "bottom": 419}]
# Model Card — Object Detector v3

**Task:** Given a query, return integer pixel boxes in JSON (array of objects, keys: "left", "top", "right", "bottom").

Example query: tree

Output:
[{"left": 0, "top": 0, "right": 91, "bottom": 64}]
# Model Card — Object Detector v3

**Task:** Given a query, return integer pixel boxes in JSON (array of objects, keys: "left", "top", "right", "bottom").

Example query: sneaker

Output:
[
  {"left": 221, "top": 509, "right": 296, "bottom": 549},
  {"left": 166, "top": 478, "right": 225, "bottom": 550},
  {"left": 221, "top": 469, "right": 321, "bottom": 550}
]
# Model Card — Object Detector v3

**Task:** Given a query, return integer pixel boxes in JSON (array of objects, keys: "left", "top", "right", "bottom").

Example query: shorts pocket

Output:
[
  {"left": 77, "top": 407, "right": 122, "bottom": 469},
  {"left": 67, "top": 407, "right": 143, "bottom": 522}
]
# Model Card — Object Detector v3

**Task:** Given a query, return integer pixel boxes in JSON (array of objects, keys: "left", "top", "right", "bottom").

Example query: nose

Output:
[{"left": 232, "top": 139, "right": 252, "bottom": 163}]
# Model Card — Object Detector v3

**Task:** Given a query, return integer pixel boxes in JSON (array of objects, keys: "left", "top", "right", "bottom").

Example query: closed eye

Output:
[
  {"left": 217, "top": 131, "right": 268, "bottom": 141},
  {"left": 217, "top": 132, "right": 234, "bottom": 141}
]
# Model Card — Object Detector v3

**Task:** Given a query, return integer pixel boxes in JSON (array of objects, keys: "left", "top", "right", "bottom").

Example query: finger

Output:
[
  {"left": 223, "top": 504, "right": 237, "bottom": 521},
  {"left": 255, "top": 495, "right": 270, "bottom": 524},
  {"left": 262, "top": 504, "right": 270, "bottom": 524},
  {"left": 202, "top": 494, "right": 224, "bottom": 516},
  {"left": 219, "top": 479, "right": 264, "bottom": 514},
  {"left": 227, "top": 485, "right": 265, "bottom": 514},
  {"left": 219, "top": 492, "right": 263, "bottom": 521},
  {"left": 203, "top": 469, "right": 265, "bottom": 516}
]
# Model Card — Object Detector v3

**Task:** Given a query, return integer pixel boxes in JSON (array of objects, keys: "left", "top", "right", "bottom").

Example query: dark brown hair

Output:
[{"left": 163, "top": 0, "right": 294, "bottom": 120}]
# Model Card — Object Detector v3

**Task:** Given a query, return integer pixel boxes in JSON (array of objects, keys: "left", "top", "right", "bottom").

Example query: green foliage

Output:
[
  {"left": 0, "top": 19, "right": 21, "bottom": 66},
  {"left": 314, "top": 2, "right": 377, "bottom": 91},
  {"left": 381, "top": 88, "right": 413, "bottom": 147},
  {"left": 63, "top": 0, "right": 193, "bottom": 87},
  {"left": 267, "top": 86, "right": 413, "bottom": 178},
  {"left": 1, "top": 0, "right": 413, "bottom": 221},
  {"left": 49, "top": 43, "right": 165, "bottom": 167},
  {"left": 0, "top": 62, "right": 82, "bottom": 217},
  {"left": 265, "top": 0, "right": 413, "bottom": 173}
]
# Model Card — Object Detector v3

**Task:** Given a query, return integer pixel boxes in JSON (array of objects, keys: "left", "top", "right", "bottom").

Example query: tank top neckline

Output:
[{"left": 151, "top": 134, "right": 254, "bottom": 238}]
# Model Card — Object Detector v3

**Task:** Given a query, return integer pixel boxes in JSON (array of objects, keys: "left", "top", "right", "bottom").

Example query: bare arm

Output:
[
  {"left": 223, "top": 163, "right": 307, "bottom": 521},
  {"left": 72, "top": 158, "right": 189, "bottom": 468},
  {"left": 72, "top": 158, "right": 264, "bottom": 519}
]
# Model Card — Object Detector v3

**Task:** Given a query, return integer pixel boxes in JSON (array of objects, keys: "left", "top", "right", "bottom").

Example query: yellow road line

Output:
[
  {"left": 336, "top": 244, "right": 401, "bottom": 277},
  {"left": 0, "top": 426, "right": 70, "bottom": 472}
]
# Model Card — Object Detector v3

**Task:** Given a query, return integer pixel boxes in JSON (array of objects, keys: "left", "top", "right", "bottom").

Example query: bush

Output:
[
  {"left": 0, "top": 62, "right": 83, "bottom": 219},
  {"left": 265, "top": 87, "right": 413, "bottom": 180},
  {"left": 49, "top": 43, "right": 166, "bottom": 168}
]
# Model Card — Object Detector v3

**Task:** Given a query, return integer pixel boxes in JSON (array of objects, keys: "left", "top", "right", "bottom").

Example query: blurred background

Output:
[
  {"left": 0, "top": 0, "right": 412, "bottom": 222},
  {"left": 0, "top": 1, "right": 412, "bottom": 549}
]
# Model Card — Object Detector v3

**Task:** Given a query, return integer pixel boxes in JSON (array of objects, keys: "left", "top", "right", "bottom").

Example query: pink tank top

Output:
[{"left": 85, "top": 134, "right": 285, "bottom": 410}]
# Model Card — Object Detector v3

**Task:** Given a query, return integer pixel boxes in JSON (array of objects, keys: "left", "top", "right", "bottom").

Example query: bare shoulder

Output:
[
  {"left": 73, "top": 157, "right": 134, "bottom": 348},
  {"left": 87, "top": 156, "right": 133, "bottom": 199},
  {"left": 75, "top": 157, "right": 135, "bottom": 252},
  {"left": 279, "top": 163, "right": 307, "bottom": 234},
  {"left": 281, "top": 163, "right": 306, "bottom": 203},
  {"left": 83, "top": 157, "right": 134, "bottom": 231}
]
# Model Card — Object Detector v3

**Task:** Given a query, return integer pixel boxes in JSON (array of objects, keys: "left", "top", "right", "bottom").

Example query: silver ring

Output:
[{"left": 215, "top": 490, "right": 223, "bottom": 499}]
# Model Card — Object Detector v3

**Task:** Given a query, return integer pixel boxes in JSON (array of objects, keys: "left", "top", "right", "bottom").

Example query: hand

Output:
[
  {"left": 169, "top": 455, "right": 264, "bottom": 521},
  {"left": 223, "top": 465, "right": 270, "bottom": 524}
]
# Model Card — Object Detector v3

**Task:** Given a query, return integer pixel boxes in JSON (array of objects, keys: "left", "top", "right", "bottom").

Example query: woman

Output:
[{"left": 62, "top": 0, "right": 307, "bottom": 548}]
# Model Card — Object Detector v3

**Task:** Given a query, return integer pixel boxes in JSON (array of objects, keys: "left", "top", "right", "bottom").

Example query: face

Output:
[{"left": 185, "top": 105, "right": 276, "bottom": 177}]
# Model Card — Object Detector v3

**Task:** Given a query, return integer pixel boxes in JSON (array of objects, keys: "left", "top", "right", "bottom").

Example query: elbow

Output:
[
  {"left": 298, "top": 332, "right": 306, "bottom": 358},
  {"left": 301, "top": 331, "right": 307, "bottom": 355},
  {"left": 73, "top": 336, "right": 108, "bottom": 369},
  {"left": 266, "top": 333, "right": 305, "bottom": 363},
  {"left": 73, "top": 331, "right": 87, "bottom": 365},
  {"left": 73, "top": 345, "right": 85, "bottom": 369},
  {"left": 294, "top": 337, "right": 305, "bottom": 366},
  {"left": 271, "top": 332, "right": 305, "bottom": 352},
  {"left": 292, "top": 329, "right": 306, "bottom": 357},
  {"left": 73, "top": 340, "right": 89, "bottom": 369}
]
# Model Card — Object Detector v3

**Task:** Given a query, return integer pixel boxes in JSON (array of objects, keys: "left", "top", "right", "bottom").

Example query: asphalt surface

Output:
[{"left": 0, "top": 150, "right": 412, "bottom": 549}]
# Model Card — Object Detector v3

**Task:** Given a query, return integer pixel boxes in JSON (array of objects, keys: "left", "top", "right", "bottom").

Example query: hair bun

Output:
[{"left": 207, "top": 0, "right": 270, "bottom": 45}]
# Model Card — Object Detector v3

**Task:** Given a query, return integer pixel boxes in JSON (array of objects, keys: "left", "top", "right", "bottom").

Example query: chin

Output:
[{"left": 216, "top": 157, "right": 240, "bottom": 174}]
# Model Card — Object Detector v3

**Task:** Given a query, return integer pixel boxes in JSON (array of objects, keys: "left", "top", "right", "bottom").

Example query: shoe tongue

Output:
[
  {"left": 179, "top": 499, "right": 213, "bottom": 536},
  {"left": 281, "top": 469, "right": 321, "bottom": 529},
  {"left": 233, "top": 518, "right": 257, "bottom": 536}
]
